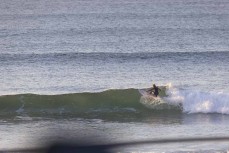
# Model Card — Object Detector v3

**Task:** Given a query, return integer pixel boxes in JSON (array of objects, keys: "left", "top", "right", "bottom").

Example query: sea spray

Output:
[{"left": 166, "top": 87, "right": 229, "bottom": 114}]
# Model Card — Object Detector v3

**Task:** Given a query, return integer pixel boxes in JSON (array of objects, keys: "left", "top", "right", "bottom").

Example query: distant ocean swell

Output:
[
  {"left": 0, "top": 88, "right": 229, "bottom": 119},
  {"left": 1, "top": 51, "right": 229, "bottom": 63}
]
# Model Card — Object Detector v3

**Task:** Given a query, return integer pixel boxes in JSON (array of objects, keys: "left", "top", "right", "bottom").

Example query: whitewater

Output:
[
  {"left": 1, "top": 0, "right": 229, "bottom": 152},
  {"left": 165, "top": 86, "right": 229, "bottom": 114}
]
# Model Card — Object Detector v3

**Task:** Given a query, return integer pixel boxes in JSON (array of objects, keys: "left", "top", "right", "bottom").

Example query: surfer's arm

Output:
[{"left": 147, "top": 88, "right": 154, "bottom": 93}]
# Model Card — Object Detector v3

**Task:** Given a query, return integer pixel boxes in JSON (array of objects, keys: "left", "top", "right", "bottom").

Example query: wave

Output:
[
  {"left": 0, "top": 89, "right": 140, "bottom": 117},
  {"left": 1, "top": 51, "right": 229, "bottom": 63},
  {"left": 0, "top": 88, "right": 179, "bottom": 119},
  {"left": 0, "top": 87, "right": 229, "bottom": 120}
]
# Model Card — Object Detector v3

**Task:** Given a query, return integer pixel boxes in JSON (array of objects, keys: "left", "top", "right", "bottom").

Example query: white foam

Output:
[{"left": 165, "top": 87, "right": 229, "bottom": 114}]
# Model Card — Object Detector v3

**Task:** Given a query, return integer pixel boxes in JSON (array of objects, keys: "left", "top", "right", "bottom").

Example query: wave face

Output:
[
  {"left": 0, "top": 87, "right": 229, "bottom": 121},
  {"left": 0, "top": 89, "right": 143, "bottom": 120},
  {"left": 0, "top": 88, "right": 181, "bottom": 120}
]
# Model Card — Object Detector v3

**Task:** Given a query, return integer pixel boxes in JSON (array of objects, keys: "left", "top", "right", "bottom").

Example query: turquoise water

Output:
[{"left": 1, "top": 0, "right": 229, "bottom": 152}]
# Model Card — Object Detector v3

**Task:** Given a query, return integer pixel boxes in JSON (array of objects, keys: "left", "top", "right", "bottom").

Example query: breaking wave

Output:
[
  {"left": 0, "top": 86, "right": 229, "bottom": 120},
  {"left": 165, "top": 87, "right": 229, "bottom": 114}
]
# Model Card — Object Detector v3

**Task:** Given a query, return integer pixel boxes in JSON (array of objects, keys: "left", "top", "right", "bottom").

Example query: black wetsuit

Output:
[
  {"left": 148, "top": 86, "right": 160, "bottom": 97},
  {"left": 154, "top": 86, "right": 159, "bottom": 97}
]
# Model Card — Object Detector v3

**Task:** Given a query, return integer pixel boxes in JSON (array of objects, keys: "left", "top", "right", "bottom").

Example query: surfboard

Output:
[
  {"left": 138, "top": 89, "right": 168, "bottom": 109},
  {"left": 138, "top": 88, "right": 164, "bottom": 102},
  {"left": 139, "top": 86, "right": 167, "bottom": 97},
  {"left": 138, "top": 87, "right": 182, "bottom": 110},
  {"left": 138, "top": 88, "right": 160, "bottom": 97}
]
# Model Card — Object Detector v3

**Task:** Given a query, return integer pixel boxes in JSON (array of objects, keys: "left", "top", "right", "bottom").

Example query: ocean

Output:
[{"left": 1, "top": 0, "right": 229, "bottom": 152}]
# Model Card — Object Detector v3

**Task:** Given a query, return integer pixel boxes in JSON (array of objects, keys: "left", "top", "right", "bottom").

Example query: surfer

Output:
[{"left": 147, "top": 84, "right": 161, "bottom": 97}]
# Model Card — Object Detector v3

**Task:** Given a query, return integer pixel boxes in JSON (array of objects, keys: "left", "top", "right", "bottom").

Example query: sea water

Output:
[{"left": 1, "top": 0, "right": 229, "bottom": 152}]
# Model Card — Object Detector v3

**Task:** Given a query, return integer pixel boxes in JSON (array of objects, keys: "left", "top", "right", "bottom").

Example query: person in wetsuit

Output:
[{"left": 148, "top": 84, "right": 161, "bottom": 97}]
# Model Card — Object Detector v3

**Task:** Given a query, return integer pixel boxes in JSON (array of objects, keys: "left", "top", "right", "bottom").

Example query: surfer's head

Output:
[{"left": 153, "top": 84, "right": 156, "bottom": 87}]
